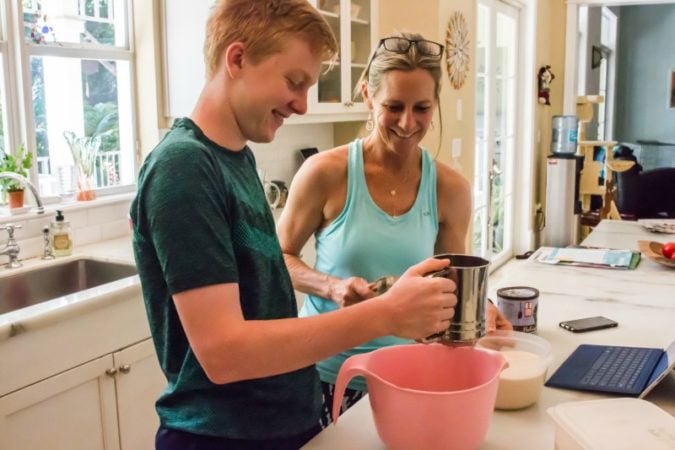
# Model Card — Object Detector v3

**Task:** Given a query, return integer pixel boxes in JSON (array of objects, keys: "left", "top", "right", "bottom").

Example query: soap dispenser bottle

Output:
[{"left": 51, "top": 210, "right": 73, "bottom": 256}]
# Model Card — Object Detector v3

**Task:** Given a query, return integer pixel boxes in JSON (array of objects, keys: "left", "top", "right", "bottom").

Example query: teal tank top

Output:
[{"left": 299, "top": 138, "right": 439, "bottom": 390}]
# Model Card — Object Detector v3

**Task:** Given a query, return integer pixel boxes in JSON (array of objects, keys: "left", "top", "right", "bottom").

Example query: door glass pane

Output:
[
  {"left": 491, "top": 171, "right": 504, "bottom": 254},
  {"left": 476, "top": 75, "right": 486, "bottom": 141},
  {"left": 22, "top": 0, "right": 127, "bottom": 48},
  {"left": 476, "top": 6, "right": 488, "bottom": 74},
  {"left": 473, "top": 137, "right": 488, "bottom": 258},
  {"left": 495, "top": 11, "right": 515, "bottom": 77},
  {"left": 30, "top": 55, "right": 135, "bottom": 196},
  {"left": 474, "top": 138, "right": 487, "bottom": 206},
  {"left": 472, "top": 206, "right": 487, "bottom": 256},
  {"left": 0, "top": 61, "right": 6, "bottom": 155},
  {"left": 491, "top": 137, "right": 512, "bottom": 255},
  {"left": 495, "top": 78, "right": 506, "bottom": 140}
]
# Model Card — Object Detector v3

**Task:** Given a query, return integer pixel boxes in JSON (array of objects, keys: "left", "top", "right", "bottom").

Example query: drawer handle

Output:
[
  {"left": 105, "top": 368, "right": 117, "bottom": 376},
  {"left": 119, "top": 364, "right": 132, "bottom": 374}
]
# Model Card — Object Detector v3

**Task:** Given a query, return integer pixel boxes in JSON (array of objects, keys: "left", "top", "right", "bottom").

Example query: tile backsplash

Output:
[{"left": 0, "top": 197, "right": 131, "bottom": 262}]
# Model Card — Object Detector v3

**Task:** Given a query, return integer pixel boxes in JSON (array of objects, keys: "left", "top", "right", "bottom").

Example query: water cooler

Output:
[{"left": 543, "top": 116, "right": 584, "bottom": 247}]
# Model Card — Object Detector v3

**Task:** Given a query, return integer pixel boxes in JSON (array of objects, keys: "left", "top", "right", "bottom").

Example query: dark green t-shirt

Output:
[{"left": 130, "top": 118, "right": 320, "bottom": 439}]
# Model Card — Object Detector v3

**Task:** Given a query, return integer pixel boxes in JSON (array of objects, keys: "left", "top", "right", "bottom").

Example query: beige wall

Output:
[{"left": 534, "top": 0, "right": 568, "bottom": 239}]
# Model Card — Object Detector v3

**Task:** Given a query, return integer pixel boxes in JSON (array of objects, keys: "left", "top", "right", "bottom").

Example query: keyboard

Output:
[{"left": 579, "top": 347, "right": 652, "bottom": 390}]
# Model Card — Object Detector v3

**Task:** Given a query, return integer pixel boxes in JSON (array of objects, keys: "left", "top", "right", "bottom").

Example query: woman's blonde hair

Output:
[
  {"left": 356, "top": 32, "right": 445, "bottom": 152},
  {"left": 204, "top": 0, "right": 338, "bottom": 79}
]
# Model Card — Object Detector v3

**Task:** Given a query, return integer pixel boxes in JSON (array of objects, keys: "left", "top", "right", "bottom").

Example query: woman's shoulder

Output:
[
  {"left": 298, "top": 144, "right": 350, "bottom": 179},
  {"left": 433, "top": 159, "right": 471, "bottom": 193}
]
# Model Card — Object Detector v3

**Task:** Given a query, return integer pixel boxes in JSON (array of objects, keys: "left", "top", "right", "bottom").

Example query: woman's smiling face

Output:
[{"left": 367, "top": 68, "right": 437, "bottom": 152}]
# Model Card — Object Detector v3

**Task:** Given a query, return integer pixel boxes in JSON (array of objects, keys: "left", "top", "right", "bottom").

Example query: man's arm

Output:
[{"left": 173, "top": 257, "right": 456, "bottom": 384}]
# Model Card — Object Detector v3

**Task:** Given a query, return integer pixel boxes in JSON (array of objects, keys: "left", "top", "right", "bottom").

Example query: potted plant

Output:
[{"left": 0, "top": 144, "right": 33, "bottom": 208}]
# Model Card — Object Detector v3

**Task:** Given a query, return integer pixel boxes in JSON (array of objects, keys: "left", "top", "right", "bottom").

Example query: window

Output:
[
  {"left": 1, "top": 6, "right": 8, "bottom": 156},
  {"left": 1, "top": 0, "right": 135, "bottom": 201}
]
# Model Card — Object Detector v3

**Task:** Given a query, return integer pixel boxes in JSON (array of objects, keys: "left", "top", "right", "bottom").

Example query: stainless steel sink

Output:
[{"left": 0, "top": 258, "right": 137, "bottom": 314}]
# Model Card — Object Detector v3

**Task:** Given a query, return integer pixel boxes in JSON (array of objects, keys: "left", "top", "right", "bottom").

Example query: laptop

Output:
[{"left": 545, "top": 339, "right": 675, "bottom": 398}]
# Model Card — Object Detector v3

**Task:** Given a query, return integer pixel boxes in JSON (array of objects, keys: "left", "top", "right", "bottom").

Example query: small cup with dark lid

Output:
[{"left": 496, "top": 287, "right": 540, "bottom": 333}]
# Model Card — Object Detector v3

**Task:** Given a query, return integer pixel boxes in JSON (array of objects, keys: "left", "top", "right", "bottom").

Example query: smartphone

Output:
[{"left": 559, "top": 316, "right": 618, "bottom": 333}]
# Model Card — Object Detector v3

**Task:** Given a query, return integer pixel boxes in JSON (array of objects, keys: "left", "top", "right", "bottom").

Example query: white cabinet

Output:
[
  {"left": 114, "top": 339, "right": 166, "bottom": 450},
  {"left": 162, "top": 0, "right": 376, "bottom": 123},
  {"left": 0, "top": 355, "right": 119, "bottom": 450},
  {"left": 0, "top": 339, "right": 164, "bottom": 450},
  {"left": 300, "top": 0, "right": 377, "bottom": 122}
]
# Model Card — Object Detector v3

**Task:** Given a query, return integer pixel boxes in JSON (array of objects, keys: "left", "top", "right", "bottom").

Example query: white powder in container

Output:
[{"left": 495, "top": 350, "right": 547, "bottom": 410}]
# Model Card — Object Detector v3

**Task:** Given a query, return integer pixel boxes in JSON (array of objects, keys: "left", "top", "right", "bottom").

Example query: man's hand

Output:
[{"left": 382, "top": 258, "right": 457, "bottom": 341}]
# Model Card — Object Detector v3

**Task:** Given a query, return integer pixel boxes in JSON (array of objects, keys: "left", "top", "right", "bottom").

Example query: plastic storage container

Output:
[
  {"left": 476, "top": 330, "right": 552, "bottom": 409},
  {"left": 547, "top": 398, "right": 675, "bottom": 450}
]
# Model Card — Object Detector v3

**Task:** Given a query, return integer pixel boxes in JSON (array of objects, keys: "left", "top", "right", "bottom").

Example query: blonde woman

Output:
[{"left": 278, "top": 32, "right": 511, "bottom": 427}]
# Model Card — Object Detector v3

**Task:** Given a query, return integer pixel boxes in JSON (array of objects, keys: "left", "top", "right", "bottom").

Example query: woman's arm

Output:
[
  {"left": 277, "top": 147, "right": 374, "bottom": 306},
  {"left": 434, "top": 162, "right": 473, "bottom": 254}
]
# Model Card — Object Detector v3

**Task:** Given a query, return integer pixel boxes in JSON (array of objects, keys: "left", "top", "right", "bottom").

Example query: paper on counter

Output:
[{"left": 536, "top": 247, "right": 637, "bottom": 269}]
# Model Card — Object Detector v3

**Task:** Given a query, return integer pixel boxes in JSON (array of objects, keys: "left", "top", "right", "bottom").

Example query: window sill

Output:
[{"left": 0, "top": 191, "right": 135, "bottom": 224}]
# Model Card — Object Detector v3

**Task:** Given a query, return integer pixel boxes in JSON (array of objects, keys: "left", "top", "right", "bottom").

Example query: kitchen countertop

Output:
[
  {"left": 303, "top": 219, "right": 675, "bottom": 449},
  {"left": 0, "top": 236, "right": 137, "bottom": 341}
]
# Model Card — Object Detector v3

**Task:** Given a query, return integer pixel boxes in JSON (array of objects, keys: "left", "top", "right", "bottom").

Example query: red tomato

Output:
[{"left": 662, "top": 242, "right": 675, "bottom": 259}]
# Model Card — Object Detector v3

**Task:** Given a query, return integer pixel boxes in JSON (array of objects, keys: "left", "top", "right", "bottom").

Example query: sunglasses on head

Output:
[
  {"left": 363, "top": 37, "right": 444, "bottom": 80},
  {"left": 376, "top": 37, "right": 444, "bottom": 57}
]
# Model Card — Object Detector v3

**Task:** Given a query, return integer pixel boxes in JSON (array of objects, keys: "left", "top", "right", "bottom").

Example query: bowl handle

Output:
[{"left": 332, "top": 352, "right": 371, "bottom": 425}]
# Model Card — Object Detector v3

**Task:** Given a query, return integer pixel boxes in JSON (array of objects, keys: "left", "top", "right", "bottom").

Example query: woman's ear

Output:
[
  {"left": 223, "top": 42, "right": 245, "bottom": 79},
  {"left": 360, "top": 81, "right": 373, "bottom": 109}
]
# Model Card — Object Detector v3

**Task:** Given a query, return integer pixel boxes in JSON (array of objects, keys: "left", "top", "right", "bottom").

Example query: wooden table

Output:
[{"left": 303, "top": 219, "right": 675, "bottom": 449}]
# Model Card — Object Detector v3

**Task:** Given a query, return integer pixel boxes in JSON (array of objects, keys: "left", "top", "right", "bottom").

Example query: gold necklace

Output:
[{"left": 388, "top": 166, "right": 413, "bottom": 196}]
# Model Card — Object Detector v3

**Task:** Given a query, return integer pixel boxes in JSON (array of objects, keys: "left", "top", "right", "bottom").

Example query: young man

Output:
[{"left": 131, "top": 1, "right": 457, "bottom": 448}]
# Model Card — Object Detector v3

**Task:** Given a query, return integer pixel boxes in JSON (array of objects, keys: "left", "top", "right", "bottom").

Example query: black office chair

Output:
[{"left": 613, "top": 146, "right": 675, "bottom": 218}]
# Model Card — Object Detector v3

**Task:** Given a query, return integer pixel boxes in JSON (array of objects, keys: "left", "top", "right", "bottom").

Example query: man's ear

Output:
[{"left": 223, "top": 42, "right": 245, "bottom": 78}]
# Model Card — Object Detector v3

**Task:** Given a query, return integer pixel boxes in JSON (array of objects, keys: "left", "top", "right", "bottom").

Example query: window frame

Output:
[{"left": 2, "top": 0, "right": 138, "bottom": 199}]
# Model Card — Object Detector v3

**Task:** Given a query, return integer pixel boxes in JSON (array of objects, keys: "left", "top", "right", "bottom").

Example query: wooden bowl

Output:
[{"left": 637, "top": 240, "right": 675, "bottom": 268}]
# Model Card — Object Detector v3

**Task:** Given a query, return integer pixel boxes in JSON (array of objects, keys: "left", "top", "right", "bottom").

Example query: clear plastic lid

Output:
[{"left": 547, "top": 398, "right": 675, "bottom": 449}]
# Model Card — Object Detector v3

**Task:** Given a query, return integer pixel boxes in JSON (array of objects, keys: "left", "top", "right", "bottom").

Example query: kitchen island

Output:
[{"left": 303, "top": 219, "right": 675, "bottom": 449}]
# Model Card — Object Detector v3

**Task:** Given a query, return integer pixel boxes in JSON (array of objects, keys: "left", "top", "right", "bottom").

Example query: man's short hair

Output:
[{"left": 204, "top": 0, "right": 338, "bottom": 79}]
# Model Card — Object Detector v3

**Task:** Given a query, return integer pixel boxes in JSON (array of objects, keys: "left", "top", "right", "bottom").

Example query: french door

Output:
[{"left": 473, "top": 0, "right": 519, "bottom": 268}]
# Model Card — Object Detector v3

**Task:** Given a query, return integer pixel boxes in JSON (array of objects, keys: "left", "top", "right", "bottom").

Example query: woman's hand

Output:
[
  {"left": 328, "top": 277, "right": 376, "bottom": 307},
  {"left": 486, "top": 301, "right": 513, "bottom": 332}
]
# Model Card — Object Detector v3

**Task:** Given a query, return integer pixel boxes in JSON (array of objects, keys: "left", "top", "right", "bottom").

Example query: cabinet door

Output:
[
  {"left": 113, "top": 339, "right": 165, "bottom": 450},
  {"left": 308, "top": 0, "right": 376, "bottom": 117},
  {"left": 0, "top": 355, "right": 119, "bottom": 450}
]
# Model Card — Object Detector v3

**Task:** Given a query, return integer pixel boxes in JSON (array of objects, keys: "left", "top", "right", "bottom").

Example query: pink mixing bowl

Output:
[{"left": 333, "top": 344, "right": 507, "bottom": 450}]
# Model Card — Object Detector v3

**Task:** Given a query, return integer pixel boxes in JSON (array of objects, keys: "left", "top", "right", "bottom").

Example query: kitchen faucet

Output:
[
  {"left": 0, "top": 172, "right": 45, "bottom": 214},
  {"left": 0, "top": 224, "right": 23, "bottom": 268}
]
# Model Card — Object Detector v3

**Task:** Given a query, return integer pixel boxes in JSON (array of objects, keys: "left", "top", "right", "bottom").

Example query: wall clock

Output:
[{"left": 446, "top": 12, "right": 470, "bottom": 90}]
